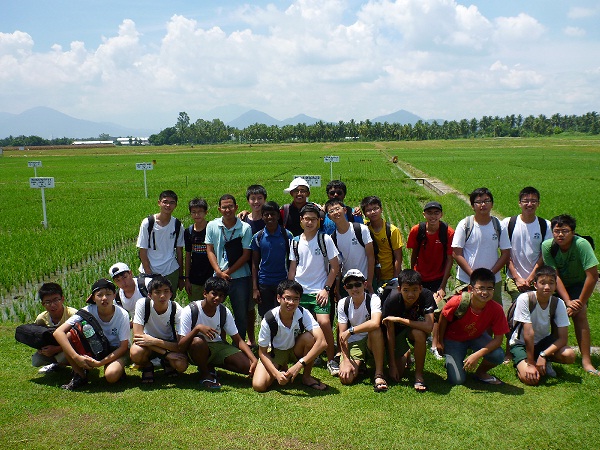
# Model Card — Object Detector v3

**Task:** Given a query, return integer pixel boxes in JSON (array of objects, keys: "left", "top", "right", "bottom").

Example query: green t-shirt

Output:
[{"left": 542, "top": 236, "right": 598, "bottom": 287}]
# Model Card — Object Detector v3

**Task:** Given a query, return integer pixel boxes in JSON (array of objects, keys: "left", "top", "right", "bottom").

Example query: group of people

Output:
[{"left": 29, "top": 180, "right": 599, "bottom": 392}]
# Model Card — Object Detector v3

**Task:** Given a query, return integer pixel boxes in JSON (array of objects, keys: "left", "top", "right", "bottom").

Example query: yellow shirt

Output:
[
  {"left": 35, "top": 306, "right": 78, "bottom": 327},
  {"left": 368, "top": 220, "right": 403, "bottom": 280}
]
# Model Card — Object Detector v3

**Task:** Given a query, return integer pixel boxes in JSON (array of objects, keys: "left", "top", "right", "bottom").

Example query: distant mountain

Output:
[
  {"left": 372, "top": 109, "right": 424, "bottom": 125},
  {"left": 226, "top": 110, "right": 323, "bottom": 129},
  {"left": 0, "top": 107, "right": 156, "bottom": 139},
  {"left": 198, "top": 104, "right": 250, "bottom": 123},
  {"left": 281, "top": 114, "right": 321, "bottom": 126}
]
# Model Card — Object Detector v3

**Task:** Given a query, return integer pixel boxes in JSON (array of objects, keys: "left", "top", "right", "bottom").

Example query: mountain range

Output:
[{"left": 0, "top": 106, "right": 435, "bottom": 139}]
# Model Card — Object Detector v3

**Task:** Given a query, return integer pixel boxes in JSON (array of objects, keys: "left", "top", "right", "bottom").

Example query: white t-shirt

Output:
[
  {"left": 501, "top": 216, "right": 552, "bottom": 280},
  {"left": 116, "top": 277, "right": 152, "bottom": 318},
  {"left": 132, "top": 299, "right": 182, "bottom": 342},
  {"left": 334, "top": 224, "right": 372, "bottom": 277},
  {"left": 509, "top": 293, "right": 570, "bottom": 346},
  {"left": 67, "top": 304, "right": 130, "bottom": 348},
  {"left": 136, "top": 215, "right": 184, "bottom": 276},
  {"left": 337, "top": 293, "right": 382, "bottom": 343},
  {"left": 452, "top": 216, "right": 511, "bottom": 283},
  {"left": 257, "top": 306, "right": 319, "bottom": 351},
  {"left": 178, "top": 300, "right": 238, "bottom": 342},
  {"left": 290, "top": 233, "right": 339, "bottom": 294}
]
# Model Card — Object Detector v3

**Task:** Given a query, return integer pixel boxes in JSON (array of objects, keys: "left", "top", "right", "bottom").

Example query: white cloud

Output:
[
  {"left": 564, "top": 26, "right": 586, "bottom": 37},
  {"left": 567, "top": 6, "right": 598, "bottom": 19}
]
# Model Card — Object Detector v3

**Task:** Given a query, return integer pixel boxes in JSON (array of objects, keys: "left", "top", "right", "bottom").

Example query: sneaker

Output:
[
  {"left": 429, "top": 347, "right": 444, "bottom": 360},
  {"left": 546, "top": 362, "right": 557, "bottom": 378},
  {"left": 61, "top": 372, "right": 88, "bottom": 391},
  {"left": 327, "top": 359, "right": 340, "bottom": 376},
  {"left": 38, "top": 363, "right": 60, "bottom": 374}
]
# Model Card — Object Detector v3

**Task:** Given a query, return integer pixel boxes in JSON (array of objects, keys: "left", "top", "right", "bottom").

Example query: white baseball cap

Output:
[
  {"left": 284, "top": 177, "right": 310, "bottom": 193},
  {"left": 342, "top": 269, "right": 366, "bottom": 284},
  {"left": 109, "top": 262, "right": 130, "bottom": 278}
]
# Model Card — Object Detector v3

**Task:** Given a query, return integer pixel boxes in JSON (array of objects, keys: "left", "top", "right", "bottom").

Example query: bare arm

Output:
[
  {"left": 132, "top": 322, "right": 180, "bottom": 353},
  {"left": 490, "top": 249, "right": 510, "bottom": 275},
  {"left": 452, "top": 247, "right": 472, "bottom": 277},
  {"left": 382, "top": 312, "right": 434, "bottom": 334},
  {"left": 206, "top": 244, "right": 228, "bottom": 280},
  {"left": 393, "top": 247, "right": 403, "bottom": 276},
  {"left": 365, "top": 242, "right": 376, "bottom": 293},
  {"left": 139, "top": 248, "right": 152, "bottom": 275}
]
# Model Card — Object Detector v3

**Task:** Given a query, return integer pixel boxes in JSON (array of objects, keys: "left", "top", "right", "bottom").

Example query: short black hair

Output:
[
  {"left": 469, "top": 268, "right": 495, "bottom": 286},
  {"left": 204, "top": 277, "right": 230, "bottom": 296},
  {"left": 148, "top": 275, "right": 173, "bottom": 296},
  {"left": 397, "top": 269, "right": 422, "bottom": 287},
  {"left": 159, "top": 190, "right": 178, "bottom": 202},
  {"left": 326, "top": 180, "right": 347, "bottom": 195},
  {"left": 534, "top": 265, "right": 557, "bottom": 282},
  {"left": 519, "top": 186, "right": 540, "bottom": 201},
  {"left": 277, "top": 279, "right": 303, "bottom": 297},
  {"left": 551, "top": 214, "right": 576, "bottom": 232},
  {"left": 219, "top": 194, "right": 237, "bottom": 207},
  {"left": 262, "top": 201, "right": 280, "bottom": 213},
  {"left": 299, "top": 203, "right": 321, "bottom": 217},
  {"left": 246, "top": 185, "right": 267, "bottom": 200},
  {"left": 38, "top": 282, "right": 63, "bottom": 301},
  {"left": 360, "top": 195, "right": 382, "bottom": 213},
  {"left": 469, "top": 187, "right": 493, "bottom": 206},
  {"left": 188, "top": 197, "right": 208, "bottom": 212}
]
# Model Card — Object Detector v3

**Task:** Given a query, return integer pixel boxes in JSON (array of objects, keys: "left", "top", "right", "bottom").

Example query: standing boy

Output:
[
  {"left": 184, "top": 197, "right": 213, "bottom": 301},
  {"left": 178, "top": 277, "right": 257, "bottom": 389},
  {"left": 281, "top": 177, "right": 313, "bottom": 237},
  {"left": 509, "top": 266, "right": 575, "bottom": 385},
  {"left": 205, "top": 194, "right": 253, "bottom": 340},
  {"left": 337, "top": 270, "right": 387, "bottom": 392},
  {"left": 32, "top": 283, "right": 77, "bottom": 374},
  {"left": 251, "top": 201, "right": 294, "bottom": 319},
  {"left": 382, "top": 269, "right": 435, "bottom": 391},
  {"left": 137, "top": 190, "right": 185, "bottom": 291},
  {"left": 53, "top": 279, "right": 130, "bottom": 390},
  {"left": 438, "top": 268, "right": 509, "bottom": 385},
  {"left": 360, "top": 196, "right": 403, "bottom": 290},
  {"left": 130, "top": 276, "right": 188, "bottom": 383},
  {"left": 288, "top": 204, "right": 340, "bottom": 375},
  {"left": 252, "top": 280, "right": 328, "bottom": 392},
  {"left": 502, "top": 187, "right": 552, "bottom": 301},
  {"left": 321, "top": 180, "right": 363, "bottom": 235},
  {"left": 542, "top": 214, "right": 599, "bottom": 375},
  {"left": 452, "top": 187, "right": 511, "bottom": 304}
]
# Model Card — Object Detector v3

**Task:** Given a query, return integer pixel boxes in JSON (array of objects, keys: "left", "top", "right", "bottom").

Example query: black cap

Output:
[{"left": 423, "top": 201, "right": 442, "bottom": 212}]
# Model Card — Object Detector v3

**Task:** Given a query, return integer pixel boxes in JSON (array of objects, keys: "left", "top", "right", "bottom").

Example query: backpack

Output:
[
  {"left": 15, "top": 324, "right": 58, "bottom": 349},
  {"left": 264, "top": 305, "right": 306, "bottom": 352},
  {"left": 433, "top": 291, "right": 471, "bottom": 322},
  {"left": 332, "top": 222, "right": 365, "bottom": 248},
  {"left": 377, "top": 278, "right": 398, "bottom": 304},
  {"left": 464, "top": 215, "right": 502, "bottom": 247},
  {"left": 143, "top": 297, "right": 177, "bottom": 341},
  {"left": 140, "top": 214, "right": 182, "bottom": 255},
  {"left": 343, "top": 294, "right": 372, "bottom": 321},
  {"left": 189, "top": 301, "right": 227, "bottom": 333},
  {"left": 414, "top": 221, "right": 449, "bottom": 270},
  {"left": 507, "top": 215, "right": 548, "bottom": 245},
  {"left": 67, "top": 309, "right": 111, "bottom": 361},
  {"left": 291, "top": 233, "right": 329, "bottom": 272},
  {"left": 115, "top": 274, "right": 157, "bottom": 307},
  {"left": 506, "top": 291, "right": 559, "bottom": 339},
  {"left": 370, "top": 221, "right": 395, "bottom": 266},
  {"left": 550, "top": 234, "right": 596, "bottom": 258}
]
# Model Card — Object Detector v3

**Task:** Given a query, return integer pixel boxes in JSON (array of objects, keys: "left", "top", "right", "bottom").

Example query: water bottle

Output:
[{"left": 81, "top": 321, "right": 104, "bottom": 357}]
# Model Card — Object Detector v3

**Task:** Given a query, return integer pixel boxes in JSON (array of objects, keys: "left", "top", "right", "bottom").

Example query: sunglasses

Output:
[{"left": 345, "top": 282, "right": 363, "bottom": 289}]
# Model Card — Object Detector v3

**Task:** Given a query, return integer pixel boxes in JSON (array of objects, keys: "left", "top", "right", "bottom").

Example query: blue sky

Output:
[{"left": 1, "top": 0, "right": 599, "bottom": 130}]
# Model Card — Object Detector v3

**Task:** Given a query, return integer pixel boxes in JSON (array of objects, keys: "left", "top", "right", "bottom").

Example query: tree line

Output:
[{"left": 1, "top": 112, "right": 598, "bottom": 147}]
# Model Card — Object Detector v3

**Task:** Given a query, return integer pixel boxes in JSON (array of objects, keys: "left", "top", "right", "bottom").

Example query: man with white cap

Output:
[
  {"left": 281, "top": 177, "right": 321, "bottom": 237},
  {"left": 109, "top": 262, "right": 152, "bottom": 320}
]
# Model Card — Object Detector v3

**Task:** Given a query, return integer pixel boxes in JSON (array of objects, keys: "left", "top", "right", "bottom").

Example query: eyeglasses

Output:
[
  {"left": 294, "top": 189, "right": 309, "bottom": 194},
  {"left": 345, "top": 282, "right": 363, "bottom": 289},
  {"left": 301, "top": 216, "right": 318, "bottom": 222},
  {"left": 473, "top": 286, "right": 495, "bottom": 294},
  {"left": 473, "top": 200, "right": 492, "bottom": 205},
  {"left": 281, "top": 295, "right": 300, "bottom": 304},
  {"left": 42, "top": 297, "right": 62, "bottom": 306},
  {"left": 328, "top": 189, "right": 344, "bottom": 197},
  {"left": 220, "top": 205, "right": 236, "bottom": 211},
  {"left": 519, "top": 199, "right": 539, "bottom": 205},
  {"left": 553, "top": 228, "right": 572, "bottom": 236},
  {"left": 327, "top": 206, "right": 344, "bottom": 214}
]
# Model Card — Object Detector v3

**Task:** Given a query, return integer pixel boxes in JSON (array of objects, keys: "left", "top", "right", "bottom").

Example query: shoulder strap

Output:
[
  {"left": 386, "top": 222, "right": 394, "bottom": 264},
  {"left": 137, "top": 275, "right": 149, "bottom": 298},
  {"left": 292, "top": 236, "right": 300, "bottom": 264},
  {"left": 282, "top": 204, "right": 290, "bottom": 228},
  {"left": 144, "top": 297, "right": 151, "bottom": 324},
  {"left": 526, "top": 291, "right": 537, "bottom": 313},
  {"left": 537, "top": 217, "right": 548, "bottom": 242},
  {"left": 365, "top": 293, "right": 372, "bottom": 317},
  {"left": 331, "top": 230, "right": 337, "bottom": 247},
  {"left": 190, "top": 301, "right": 199, "bottom": 328},
  {"left": 352, "top": 222, "right": 364, "bottom": 248},
  {"left": 219, "top": 304, "right": 226, "bottom": 330},
  {"left": 464, "top": 215, "right": 475, "bottom": 242},
  {"left": 169, "top": 301, "right": 177, "bottom": 340},
  {"left": 492, "top": 216, "right": 502, "bottom": 248},
  {"left": 454, "top": 292, "right": 471, "bottom": 319},
  {"left": 414, "top": 222, "right": 427, "bottom": 259},
  {"left": 147, "top": 214, "right": 155, "bottom": 249},
  {"left": 507, "top": 215, "right": 518, "bottom": 242},
  {"left": 75, "top": 308, "right": 110, "bottom": 351},
  {"left": 254, "top": 229, "right": 265, "bottom": 255},
  {"left": 264, "top": 309, "right": 278, "bottom": 350},
  {"left": 344, "top": 296, "right": 350, "bottom": 318},
  {"left": 317, "top": 232, "right": 328, "bottom": 259},
  {"left": 114, "top": 291, "right": 123, "bottom": 307},
  {"left": 550, "top": 241, "right": 559, "bottom": 258},
  {"left": 298, "top": 305, "right": 305, "bottom": 334},
  {"left": 174, "top": 218, "right": 182, "bottom": 248},
  {"left": 187, "top": 224, "right": 194, "bottom": 235}
]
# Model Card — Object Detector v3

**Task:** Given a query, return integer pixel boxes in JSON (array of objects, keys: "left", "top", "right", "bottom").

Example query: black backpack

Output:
[
  {"left": 507, "top": 215, "right": 548, "bottom": 245},
  {"left": 507, "top": 291, "right": 559, "bottom": 339},
  {"left": 139, "top": 215, "right": 182, "bottom": 258},
  {"left": 143, "top": 297, "right": 178, "bottom": 341},
  {"left": 189, "top": 301, "right": 227, "bottom": 333},
  {"left": 343, "top": 294, "right": 372, "bottom": 320},
  {"left": 332, "top": 222, "right": 365, "bottom": 248},
  {"left": 69, "top": 309, "right": 111, "bottom": 360},
  {"left": 15, "top": 324, "right": 58, "bottom": 349},
  {"left": 264, "top": 306, "right": 306, "bottom": 352}
]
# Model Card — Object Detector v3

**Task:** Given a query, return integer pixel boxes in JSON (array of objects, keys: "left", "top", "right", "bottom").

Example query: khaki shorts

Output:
[
  {"left": 271, "top": 347, "right": 297, "bottom": 368},
  {"left": 207, "top": 341, "right": 241, "bottom": 366},
  {"left": 340, "top": 337, "right": 370, "bottom": 364}
]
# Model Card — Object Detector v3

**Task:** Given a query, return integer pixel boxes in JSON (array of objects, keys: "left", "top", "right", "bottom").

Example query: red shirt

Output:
[
  {"left": 442, "top": 294, "right": 509, "bottom": 341},
  {"left": 406, "top": 224, "right": 454, "bottom": 282}
]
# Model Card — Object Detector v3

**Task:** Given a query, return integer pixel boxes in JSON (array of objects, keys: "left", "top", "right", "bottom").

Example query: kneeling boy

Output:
[
  {"left": 438, "top": 268, "right": 509, "bottom": 385},
  {"left": 509, "top": 265, "right": 575, "bottom": 385},
  {"left": 338, "top": 269, "right": 387, "bottom": 392},
  {"left": 178, "top": 277, "right": 257, "bottom": 389},
  {"left": 382, "top": 269, "right": 435, "bottom": 392},
  {"left": 130, "top": 276, "right": 188, "bottom": 383},
  {"left": 54, "top": 279, "right": 130, "bottom": 390},
  {"left": 252, "top": 280, "right": 328, "bottom": 392}
]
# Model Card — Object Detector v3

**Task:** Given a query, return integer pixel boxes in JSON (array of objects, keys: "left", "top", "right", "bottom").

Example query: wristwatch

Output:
[
  {"left": 298, "top": 358, "right": 306, "bottom": 367},
  {"left": 349, "top": 326, "right": 355, "bottom": 335},
  {"left": 539, "top": 351, "right": 547, "bottom": 359},
  {"left": 324, "top": 285, "right": 331, "bottom": 292}
]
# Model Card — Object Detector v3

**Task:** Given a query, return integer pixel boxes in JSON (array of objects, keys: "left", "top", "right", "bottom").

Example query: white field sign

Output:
[
  {"left": 28, "top": 160, "right": 42, "bottom": 176},
  {"left": 293, "top": 175, "right": 321, "bottom": 187},
  {"left": 30, "top": 177, "right": 55, "bottom": 229},
  {"left": 323, "top": 155, "right": 339, "bottom": 180},
  {"left": 136, "top": 162, "right": 153, "bottom": 198}
]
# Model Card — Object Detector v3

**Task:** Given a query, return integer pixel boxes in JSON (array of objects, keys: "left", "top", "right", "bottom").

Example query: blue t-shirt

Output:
[{"left": 251, "top": 226, "right": 293, "bottom": 286}]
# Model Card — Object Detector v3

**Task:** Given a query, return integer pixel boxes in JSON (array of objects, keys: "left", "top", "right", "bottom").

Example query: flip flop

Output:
[
  {"left": 141, "top": 365, "right": 154, "bottom": 384},
  {"left": 373, "top": 374, "right": 389, "bottom": 393},
  {"left": 303, "top": 380, "right": 328, "bottom": 391},
  {"left": 201, "top": 377, "right": 222, "bottom": 390},
  {"left": 474, "top": 375, "right": 503, "bottom": 385},
  {"left": 586, "top": 369, "right": 600, "bottom": 376},
  {"left": 414, "top": 381, "right": 428, "bottom": 392}
]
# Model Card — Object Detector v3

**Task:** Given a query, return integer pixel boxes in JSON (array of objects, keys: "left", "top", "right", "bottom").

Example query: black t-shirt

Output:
[
  {"left": 382, "top": 287, "right": 435, "bottom": 332},
  {"left": 281, "top": 203, "right": 303, "bottom": 237},
  {"left": 184, "top": 226, "right": 213, "bottom": 285}
]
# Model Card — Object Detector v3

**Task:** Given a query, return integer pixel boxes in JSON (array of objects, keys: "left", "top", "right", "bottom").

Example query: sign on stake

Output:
[
  {"left": 28, "top": 160, "right": 42, "bottom": 177},
  {"left": 323, "top": 156, "right": 339, "bottom": 180},
  {"left": 136, "top": 162, "right": 153, "bottom": 198},
  {"left": 30, "top": 177, "right": 54, "bottom": 229}
]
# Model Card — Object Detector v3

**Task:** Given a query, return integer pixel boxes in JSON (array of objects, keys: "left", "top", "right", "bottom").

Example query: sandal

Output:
[
  {"left": 373, "top": 374, "right": 388, "bottom": 393},
  {"left": 201, "top": 377, "right": 221, "bottom": 390},
  {"left": 161, "top": 357, "right": 178, "bottom": 378},
  {"left": 414, "top": 381, "right": 428, "bottom": 392},
  {"left": 141, "top": 365, "right": 154, "bottom": 384}
]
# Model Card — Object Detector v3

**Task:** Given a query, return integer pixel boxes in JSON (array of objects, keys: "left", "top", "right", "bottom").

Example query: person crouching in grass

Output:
[{"left": 53, "top": 279, "right": 130, "bottom": 390}]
